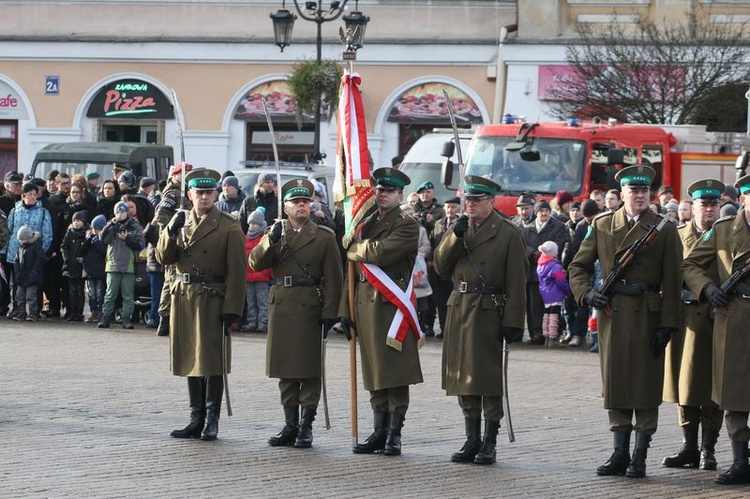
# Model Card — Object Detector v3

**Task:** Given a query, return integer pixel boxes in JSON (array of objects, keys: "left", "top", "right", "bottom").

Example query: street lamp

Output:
[{"left": 270, "top": 0, "right": 369, "bottom": 162}]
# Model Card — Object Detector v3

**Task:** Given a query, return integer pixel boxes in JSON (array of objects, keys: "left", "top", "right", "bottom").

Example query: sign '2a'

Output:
[{"left": 46, "top": 76, "right": 59, "bottom": 95}]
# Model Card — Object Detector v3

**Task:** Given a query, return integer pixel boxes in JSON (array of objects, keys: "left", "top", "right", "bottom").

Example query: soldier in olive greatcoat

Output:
[
  {"left": 249, "top": 178, "right": 343, "bottom": 449},
  {"left": 569, "top": 165, "right": 681, "bottom": 479},
  {"left": 156, "top": 168, "right": 246, "bottom": 442},
  {"left": 682, "top": 173, "right": 750, "bottom": 485},
  {"left": 662, "top": 179, "right": 724, "bottom": 471},
  {"left": 341, "top": 167, "right": 424, "bottom": 456},
  {"left": 433, "top": 176, "right": 527, "bottom": 465}
]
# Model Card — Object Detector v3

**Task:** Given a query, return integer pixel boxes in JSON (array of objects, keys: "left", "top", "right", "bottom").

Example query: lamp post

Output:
[{"left": 270, "top": 0, "right": 369, "bottom": 162}]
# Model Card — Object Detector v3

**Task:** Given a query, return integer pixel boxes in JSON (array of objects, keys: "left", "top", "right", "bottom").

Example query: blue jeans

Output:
[
  {"left": 87, "top": 278, "right": 106, "bottom": 312},
  {"left": 148, "top": 271, "right": 164, "bottom": 321}
]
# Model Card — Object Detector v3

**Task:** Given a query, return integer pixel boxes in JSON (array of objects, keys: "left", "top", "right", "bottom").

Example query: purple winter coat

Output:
[{"left": 537, "top": 254, "right": 570, "bottom": 305}]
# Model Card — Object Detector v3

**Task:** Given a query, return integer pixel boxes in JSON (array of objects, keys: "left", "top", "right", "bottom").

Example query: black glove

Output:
[
  {"left": 651, "top": 328, "right": 673, "bottom": 358},
  {"left": 340, "top": 317, "right": 356, "bottom": 341},
  {"left": 452, "top": 215, "right": 469, "bottom": 238},
  {"left": 584, "top": 288, "right": 609, "bottom": 310},
  {"left": 320, "top": 318, "right": 336, "bottom": 339},
  {"left": 221, "top": 313, "right": 241, "bottom": 327},
  {"left": 269, "top": 221, "right": 283, "bottom": 244},
  {"left": 502, "top": 327, "right": 523, "bottom": 344},
  {"left": 703, "top": 283, "right": 730, "bottom": 308},
  {"left": 167, "top": 210, "right": 186, "bottom": 238}
]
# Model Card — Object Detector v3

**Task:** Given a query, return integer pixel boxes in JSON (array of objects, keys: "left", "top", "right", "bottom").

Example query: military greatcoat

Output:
[
  {"left": 682, "top": 210, "right": 750, "bottom": 412},
  {"left": 249, "top": 219, "right": 343, "bottom": 379},
  {"left": 342, "top": 206, "right": 424, "bottom": 391},
  {"left": 155, "top": 206, "right": 246, "bottom": 377},
  {"left": 568, "top": 207, "right": 681, "bottom": 409},
  {"left": 663, "top": 221, "right": 716, "bottom": 406},
  {"left": 433, "top": 211, "right": 527, "bottom": 396}
]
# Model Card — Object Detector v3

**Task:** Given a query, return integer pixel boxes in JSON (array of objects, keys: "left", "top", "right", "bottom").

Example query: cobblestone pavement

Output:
[{"left": 1, "top": 320, "right": 748, "bottom": 498}]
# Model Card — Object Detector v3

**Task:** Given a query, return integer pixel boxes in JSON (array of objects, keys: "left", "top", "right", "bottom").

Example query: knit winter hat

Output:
[
  {"left": 91, "top": 214, "right": 107, "bottom": 230},
  {"left": 257, "top": 173, "right": 275, "bottom": 184},
  {"left": 114, "top": 201, "right": 129, "bottom": 214},
  {"left": 581, "top": 199, "right": 600, "bottom": 218},
  {"left": 17, "top": 225, "right": 33, "bottom": 242},
  {"left": 538, "top": 240, "right": 558, "bottom": 258},
  {"left": 222, "top": 176, "right": 240, "bottom": 189},
  {"left": 72, "top": 210, "right": 89, "bottom": 224},
  {"left": 139, "top": 177, "right": 156, "bottom": 189},
  {"left": 118, "top": 170, "right": 136, "bottom": 189},
  {"left": 554, "top": 190, "right": 574, "bottom": 207},
  {"left": 534, "top": 200, "right": 552, "bottom": 215},
  {"left": 248, "top": 206, "right": 267, "bottom": 227}
]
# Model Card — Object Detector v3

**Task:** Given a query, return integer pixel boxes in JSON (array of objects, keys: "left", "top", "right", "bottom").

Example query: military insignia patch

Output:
[
  {"left": 585, "top": 225, "right": 594, "bottom": 240},
  {"left": 702, "top": 229, "right": 713, "bottom": 243}
]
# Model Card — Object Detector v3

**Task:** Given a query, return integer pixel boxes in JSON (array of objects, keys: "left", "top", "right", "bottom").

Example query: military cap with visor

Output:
[
  {"left": 185, "top": 168, "right": 221, "bottom": 190},
  {"left": 464, "top": 175, "right": 501, "bottom": 198},
  {"left": 281, "top": 178, "right": 314, "bottom": 202},
  {"left": 687, "top": 179, "right": 724, "bottom": 200},
  {"left": 372, "top": 167, "right": 410, "bottom": 189},
  {"left": 614, "top": 164, "right": 656, "bottom": 187},
  {"left": 735, "top": 174, "right": 750, "bottom": 195}
]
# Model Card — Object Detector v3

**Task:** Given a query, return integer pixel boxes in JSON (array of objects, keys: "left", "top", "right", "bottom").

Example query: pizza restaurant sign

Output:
[
  {"left": 87, "top": 79, "right": 174, "bottom": 119},
  {"left": 0, "top": 81, "right": 28, "bottom": 119}
]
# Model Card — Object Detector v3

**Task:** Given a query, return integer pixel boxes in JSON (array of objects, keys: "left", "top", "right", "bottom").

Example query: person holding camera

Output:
[{"left": 97, "top": 201, "right": 145, "bottom": 329}]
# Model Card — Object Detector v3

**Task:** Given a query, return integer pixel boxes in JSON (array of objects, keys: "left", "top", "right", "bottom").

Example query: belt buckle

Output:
[
  {"left": 459, "top": 281, "right": 468, "bottom": 293},
  {"left": 181, "top": 273, "right": 191, "bottom": 284},
  {"left": 283, "top": 276, "right": 293, "bottom": 287}
]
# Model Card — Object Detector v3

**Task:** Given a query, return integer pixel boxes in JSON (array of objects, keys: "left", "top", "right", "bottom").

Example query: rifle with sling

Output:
[{"left": 720, "top": 256, "right": 750, "bottom": 295}]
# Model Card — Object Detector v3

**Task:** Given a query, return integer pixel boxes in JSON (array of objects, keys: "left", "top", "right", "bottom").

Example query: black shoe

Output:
[
  {"left": 122, "top": 321, "right": 134, "bottom": 330},
  {"left": 528, "top": 336, "right": 545, "bottom": 345},
  {"left": 700, "top": 427, "right": 720, "bottom": 471},
  {"left": 269, "top": 406, "right": 299, "bottom": 447},
  {"left": 597, "top": 430, "right": 631, "bottom": 476},
  {"left": 157, "top": 315, "right": 170, "bottom": 336},
  {"left": 294, "top": 407, "right": 317, "bottom": 449},
  {"left": 716, "top": 440, "right": 750, "bottom": 485},
  {"left": 626, "top": 433, "right": 651, "bottom": 478},
  {"left": 384, "top": 413, "right": 405, "bottom": 456},
  {"left": 43, "top": 310, "right": 61, "bottom": 318},
  {"left": 353, "top": 412, "right": 389, "bottom": 454},
  {"left": 474, "top": 419, "right": 500, "bottom": 465},
  {"left": 170, "top": 377, "right": 206, "bottom": 439},
  {"left": 97, "top": 314, "right": 112, "bottom": 328},
  {"left": 424, "top": 327, "right": 435, "bottom": 337},
  {"left": 662, "top": 425, "right": 699, "bottom": 468},
  {"left": 451, "top": 418, "right": 481, "bottom": 463}
]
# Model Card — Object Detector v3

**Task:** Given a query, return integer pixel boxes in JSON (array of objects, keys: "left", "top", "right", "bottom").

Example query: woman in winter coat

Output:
[{"left": 536, "top": 240, "right": 570, "bottom": 347}]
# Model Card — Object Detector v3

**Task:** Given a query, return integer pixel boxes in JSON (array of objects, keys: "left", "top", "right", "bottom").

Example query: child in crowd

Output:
[
  {"left": 98, "top": 201, "right": 145, "bottom": 330},
  {"left": 244, "top": 207, "right": 271, "bottom": 333},
  {"left": 588, "top": 316, "right": 599, "bottom": 353},
  {"left": 61, "top": 210, "right": 90, "bottom": 322},
  {"left": 83, "top": 214, "right": 108, "bottom": 323},
  {"left": 12, "top": 225, "right": 45, "bottom": 321},
  {"left": 536, "top": 240, "right": 570, "bottom": 347}
]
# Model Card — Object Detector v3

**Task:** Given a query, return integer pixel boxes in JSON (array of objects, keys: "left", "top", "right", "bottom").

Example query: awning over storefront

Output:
[
  {"left": 234, "top": 79, "right": 314, "bottom": 123},
  {"left": 0, "top": 80, "right": 28, "bottom": 119},
  {"left": 387, "top": 82, "right": 482, "bottom": 125},
  {"left": 86, "top": 79, "right": 174, "bottom": 119}
]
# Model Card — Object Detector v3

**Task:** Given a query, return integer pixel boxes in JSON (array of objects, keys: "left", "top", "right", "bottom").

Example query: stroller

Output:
[{"left": 114, "top": 248, "right": 152, "bottom": 325}]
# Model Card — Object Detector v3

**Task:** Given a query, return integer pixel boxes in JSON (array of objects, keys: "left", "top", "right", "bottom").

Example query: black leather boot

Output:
[
  {"left": 474, "top": 419, "right": 500, "bottom": 465},
  {"left": 170, "top": 377, "right": 206, "bottom": 438},
  {"left": 384, "top": 412, "right": 405, "bottom": 456},
  {"left": 596, "top": 430, "right": 631, "bottom": 476},
  {"left": 268, "top": 406, "right": 299, "bottom": 447},
  {"left": 353, "top": 412, "right": 389, "bottom": 454},
  {"left": 715, "top": 440, "right": 750, "bottom": 485},
  {"left": 700, "top": 427, "right": 720, "bottom": 471},
  {"left": 452, "top": 418, "right": 482, "bottom": 463},
  {"left": 626, "top": 432, "right": 651, "bottom": 478},
  {"left": 97, "top": 313, "right": 112, "bottom": 329},
  {"left": 294, "top": 406, "right": 317, "bottom": 449},
  {"left": 157, "top": 315, "right": 170, "bottom": 336},
  {"left": 200, "top": 376, "right": 223, "bottom": 441},
  {"left": 662, "top": 424, "right": 699, "bottom": 468}
]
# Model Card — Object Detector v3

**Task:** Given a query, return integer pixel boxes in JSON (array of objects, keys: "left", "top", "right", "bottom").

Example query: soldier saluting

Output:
[
  {"left": 682, "top": 173, "right": 750, "bottom": 485},
  {"left": 662, "top": 179, "right": 724, "bottom": 471},
  {"left": 569, "top": 164, "right": 681, "bottom": 479},
  {"left": 433, "top": 176, "right": 527, "bottom": 465},
  {"left": 156, "top": 168, "right": 247, "bottom": 441},
  {"left": 249, "top": 178, "right": 343, "bottom": 449},
  {"left": 341, "top": 167, "right": 424, "bottom": 456}
]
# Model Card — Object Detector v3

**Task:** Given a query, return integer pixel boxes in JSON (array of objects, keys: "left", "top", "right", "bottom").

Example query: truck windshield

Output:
[{"left": 465, "top": 136, "right": 587, "bottom": 196}]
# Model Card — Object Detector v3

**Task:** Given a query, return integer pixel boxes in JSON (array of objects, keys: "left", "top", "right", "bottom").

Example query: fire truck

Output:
[{"left": 442, "top": 118, "right": 743, "bottom": 216}]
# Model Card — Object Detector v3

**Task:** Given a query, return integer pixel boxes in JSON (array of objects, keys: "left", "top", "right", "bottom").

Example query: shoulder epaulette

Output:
[
  {"left": 316, "top": 224, "right": 335, "bottom": 235},
  {"left": 218, "top": 210, "right": 239, "bottom": 223},
  {"left": 714, "top": 215, "right": 735, "bottom": 225},
  {"left": 593, "top": 210, "right": 614, "bottom": 221}
]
